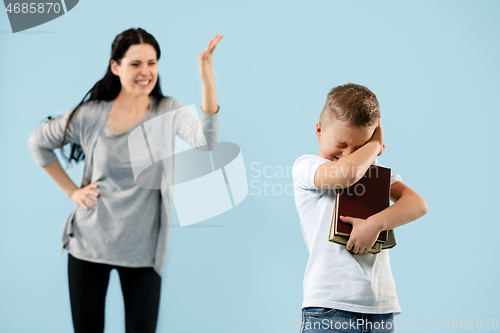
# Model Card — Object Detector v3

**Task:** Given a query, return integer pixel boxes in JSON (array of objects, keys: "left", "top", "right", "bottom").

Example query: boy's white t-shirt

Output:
[{"left": 292, "top": 154, "right": 402, "bottom": 315}]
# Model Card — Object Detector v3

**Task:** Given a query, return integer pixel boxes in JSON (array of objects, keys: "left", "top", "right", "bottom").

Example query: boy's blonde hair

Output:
[{"left": 320, "top": 83, "right": 380, "bottom": 128}]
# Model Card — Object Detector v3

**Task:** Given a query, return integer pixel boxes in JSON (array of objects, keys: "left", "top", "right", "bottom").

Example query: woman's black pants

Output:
[{"left": 67, "top": 253, "right": 161, "bottom": 333}]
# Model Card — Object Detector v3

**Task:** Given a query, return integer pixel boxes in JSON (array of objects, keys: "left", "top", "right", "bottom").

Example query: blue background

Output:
[{"left": 1, "top": 1, "right": 499, "bottom": 332}]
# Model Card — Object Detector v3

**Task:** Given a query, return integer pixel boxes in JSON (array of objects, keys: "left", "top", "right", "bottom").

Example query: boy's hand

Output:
[
  {"left": 340, "top": 215, "right": 384, "bottom": 254},
  {"left": 370, "top": 123, "right": 385, "bottom": 156}
]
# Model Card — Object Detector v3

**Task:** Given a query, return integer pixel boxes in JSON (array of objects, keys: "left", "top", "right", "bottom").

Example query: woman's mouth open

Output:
[{"left": 136, "top": 80, "right": 151, "bottom": 87}]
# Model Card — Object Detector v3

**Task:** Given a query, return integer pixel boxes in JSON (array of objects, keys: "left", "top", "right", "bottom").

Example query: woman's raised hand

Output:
[
  {"left": 198, "top": 34, "right": 223, "bottom": 83},
  {"left": 69, "top": 183, "right": 100, "bottom": 210}
]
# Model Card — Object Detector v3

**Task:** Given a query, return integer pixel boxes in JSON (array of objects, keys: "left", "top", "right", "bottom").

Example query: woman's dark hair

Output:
[{"left": 47, "top": 27, "right": 166, "bottom": 167}]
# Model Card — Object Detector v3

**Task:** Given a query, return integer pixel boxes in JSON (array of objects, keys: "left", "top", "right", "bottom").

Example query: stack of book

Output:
[{"left": 328, "top": 164, "right": 397, "bottom": 254}]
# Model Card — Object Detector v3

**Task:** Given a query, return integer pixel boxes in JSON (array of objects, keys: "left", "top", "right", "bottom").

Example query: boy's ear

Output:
[{"left": 316, "top": 122, "right": 322, "bottom": 142}]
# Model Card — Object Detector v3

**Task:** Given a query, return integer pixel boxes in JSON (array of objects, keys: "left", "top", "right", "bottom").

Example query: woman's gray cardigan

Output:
[{"left": 28, "top": 97, "right": 220, "bottom": 276}]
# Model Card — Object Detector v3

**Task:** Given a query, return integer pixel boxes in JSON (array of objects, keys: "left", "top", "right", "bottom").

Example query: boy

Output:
[{"left": 292, "top": 83, "right": 427, "bottom": 332}]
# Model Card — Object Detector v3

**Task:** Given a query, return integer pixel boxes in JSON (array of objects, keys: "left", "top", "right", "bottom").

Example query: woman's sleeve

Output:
[
  {"left": 171, "top": 97, "right": 220, "bottom": 150},
  {"left": 28, "top": 107, "right": 83, "bottom": 167}
]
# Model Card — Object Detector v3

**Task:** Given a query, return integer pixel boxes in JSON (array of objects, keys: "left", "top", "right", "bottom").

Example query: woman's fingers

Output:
[
  {"left": 213, "top": 35, "right": 223, "bottom": 50},
  {"left": 84, "top": 197, "right": 96, "bottom": 206},
  {"left": 199, "top": 35, "right": 223, "bottom": 63},
  {"left": 204, "top": 35, "right": 223, "bottom": 55},
  {"left": 204, "top": 40, "right": 212, "bottom": 54},
  {"left": 204, "top": 37, "right": 216, "bottom": 54},
  {"left": 70, "top": 184, "right": 100, "bottom": 210},
  {"left": 210, "top": 35, "right": 222, "bottom": 52},
  {"left": 80, "top": 201, "right": 88, "bottom": 210},
  {"left": 84, "top": 183, "right": 99, "bottom": 198},
  {"left": 78, "top": 195, "right": 95, "bottom": 210}
]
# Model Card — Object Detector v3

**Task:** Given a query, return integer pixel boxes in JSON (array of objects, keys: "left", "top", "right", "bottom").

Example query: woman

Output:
[{"left": 28, "top": 28, "right": 222, "bottom": 333}]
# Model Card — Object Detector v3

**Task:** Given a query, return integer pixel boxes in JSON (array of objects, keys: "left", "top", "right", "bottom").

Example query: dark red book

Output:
[{"left": 329, "top": 164, "right": 391, "bottom": 246}]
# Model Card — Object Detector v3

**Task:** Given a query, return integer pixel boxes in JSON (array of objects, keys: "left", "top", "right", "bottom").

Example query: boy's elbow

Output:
[
  {"left": 421, "top": 199, "right": 428, "bottom": 216},
  {"left": 415, "top": 196, "right": 428, "bottom": 217},
  {"left": 407, "top": 191, "right": 427, "bottom": 218}
]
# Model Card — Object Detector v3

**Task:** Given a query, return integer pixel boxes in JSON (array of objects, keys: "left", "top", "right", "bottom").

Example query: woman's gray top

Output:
[
  {"left": 67, "top": 104, "right": 159, "bottom": 267},
  {"left": 28, "top": 96, "right": 220, "bottom": 276}
]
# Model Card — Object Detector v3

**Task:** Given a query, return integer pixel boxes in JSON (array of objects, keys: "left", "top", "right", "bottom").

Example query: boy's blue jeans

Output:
[{"left": 300, "top": 307, "right": 395, "bottom": 333}]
